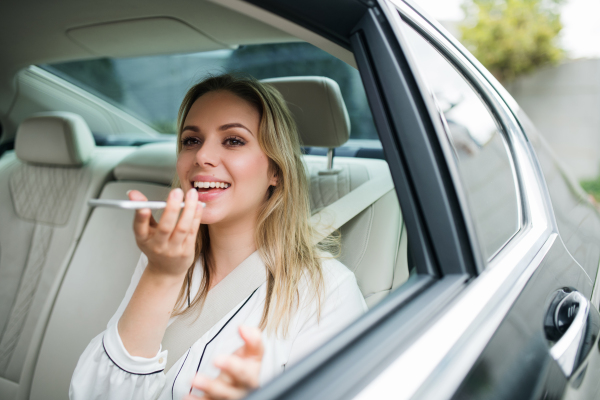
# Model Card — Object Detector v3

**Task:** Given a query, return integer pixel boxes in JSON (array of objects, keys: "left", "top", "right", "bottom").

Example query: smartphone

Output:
[{"left": 88, "top": 199, "right": 188, "bottom": 210}]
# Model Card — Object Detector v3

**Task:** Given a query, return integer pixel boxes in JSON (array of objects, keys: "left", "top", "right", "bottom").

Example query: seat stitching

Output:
[
  {"left": 0, "top": 224, "right": 53, "bottom": 375},
  {"left": 351, "top": 205, "right": 374, "bottom": 273}
]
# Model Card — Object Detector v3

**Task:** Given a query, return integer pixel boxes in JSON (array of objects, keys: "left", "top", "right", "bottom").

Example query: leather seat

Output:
[
  {"left": 0, "top": 112, "right": 133, "bottom": 400},
  {"left": 27, "top": 77, "right": 408, "bottom": 399}
]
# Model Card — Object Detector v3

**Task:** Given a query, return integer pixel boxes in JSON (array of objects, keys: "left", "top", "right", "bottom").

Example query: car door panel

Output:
[{"left": 451, "top": 239, "right": 594, "bottom": 399}]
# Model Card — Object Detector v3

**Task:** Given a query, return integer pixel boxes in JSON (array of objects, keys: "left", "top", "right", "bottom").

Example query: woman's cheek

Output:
[{"left": 230, "top": 153, "right": 270, "bottom": 183}]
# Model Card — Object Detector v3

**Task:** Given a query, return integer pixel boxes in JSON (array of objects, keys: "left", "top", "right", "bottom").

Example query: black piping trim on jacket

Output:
[
  {"left": 184, "top": 287, "right": 260, "bottom": 396},
  {"left": 172, "top": 348, "right": 191, "bottom": 399},
  {"left": 102, "top": 336, "right": 165, "bottom": 376}
]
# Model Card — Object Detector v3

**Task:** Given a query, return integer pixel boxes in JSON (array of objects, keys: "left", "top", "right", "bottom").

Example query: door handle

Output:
[{"left": 547, "top": 290, "right": 591, "bottom": 378}]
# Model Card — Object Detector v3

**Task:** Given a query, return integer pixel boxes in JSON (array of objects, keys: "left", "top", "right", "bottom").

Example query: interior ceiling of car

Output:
[
  {"left": 0, "top": 0, "right": 296, "bottom": 68},
  {"left": 0, "top": 0, "right": 297, "bottom": 123}
]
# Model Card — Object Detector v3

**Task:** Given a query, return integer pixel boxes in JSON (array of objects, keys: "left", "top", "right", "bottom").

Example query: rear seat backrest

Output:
[{"left": 0, "top": 112, "right": 133, "bottom": 399}]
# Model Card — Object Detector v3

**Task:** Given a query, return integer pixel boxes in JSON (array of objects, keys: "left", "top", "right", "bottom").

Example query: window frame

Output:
[{"left": 395, "top": 9, "right": 525, "bottom": 268}]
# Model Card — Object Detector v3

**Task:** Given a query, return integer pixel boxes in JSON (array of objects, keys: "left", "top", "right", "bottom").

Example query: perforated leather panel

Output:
[
  {"left": 0, "top": 225, "right": 53, "bottom": 374},
  {"left": 9, "top": 164, "right": 85, "bottom": 225}
]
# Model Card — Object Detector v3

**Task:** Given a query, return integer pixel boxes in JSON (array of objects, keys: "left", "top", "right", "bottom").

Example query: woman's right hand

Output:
[{"left": 128, "top": 188, "right": 203, "bottom": 279}]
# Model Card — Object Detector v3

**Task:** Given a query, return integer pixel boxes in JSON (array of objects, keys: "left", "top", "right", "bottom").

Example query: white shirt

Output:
[{"left": 70, "top": 252, "right": 367, "bottom": 400}]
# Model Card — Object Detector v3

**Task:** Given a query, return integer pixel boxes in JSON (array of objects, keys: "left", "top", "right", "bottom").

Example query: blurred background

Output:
[{"left": 414, "top": 0, "right": 600, "bottom": 200}]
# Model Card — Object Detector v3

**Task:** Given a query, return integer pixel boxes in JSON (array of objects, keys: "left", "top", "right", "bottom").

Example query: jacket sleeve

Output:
[{"left": 69, "top": 253, "right": 169, "bottom": 400}]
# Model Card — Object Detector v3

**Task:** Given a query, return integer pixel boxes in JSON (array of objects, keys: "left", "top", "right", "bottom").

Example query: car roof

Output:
[{"left": 0, "top": 0, "right": 293, "bottom": 71}]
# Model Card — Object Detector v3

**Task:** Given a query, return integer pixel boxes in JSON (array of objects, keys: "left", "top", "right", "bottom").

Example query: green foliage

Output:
[
  {"left": 459, "top": 0, "right": 563, "bottom": 82},
  {"left": 581, "top": 177, "right": 600, "bottom": 203}
]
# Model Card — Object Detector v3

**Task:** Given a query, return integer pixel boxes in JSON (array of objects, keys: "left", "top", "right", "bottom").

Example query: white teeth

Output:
[{"left": 193, "top": 181, "right": 230, "bottom": 189}]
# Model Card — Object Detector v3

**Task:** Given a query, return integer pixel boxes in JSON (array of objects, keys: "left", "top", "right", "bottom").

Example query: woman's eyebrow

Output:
[
  {"left": 182, "top": 125, "right": 200, "bottom": 133},
  {"left": 220, "top": 123, "right": 254, "bottom": 136}
]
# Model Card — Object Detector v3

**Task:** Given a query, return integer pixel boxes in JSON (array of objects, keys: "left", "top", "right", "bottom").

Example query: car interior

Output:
[{"left": 0, "top": 1, "right": 411, "bottom": 399}]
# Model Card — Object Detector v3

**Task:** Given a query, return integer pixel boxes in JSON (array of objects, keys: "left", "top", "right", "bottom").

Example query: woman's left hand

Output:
[{"left": 186, "top": 326, "right": 264, "bottom": 400}]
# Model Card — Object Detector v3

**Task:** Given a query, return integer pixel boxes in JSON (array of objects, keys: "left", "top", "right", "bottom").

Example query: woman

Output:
[{"left": 70, "top": 74, "right": 367, "bottom": 400}]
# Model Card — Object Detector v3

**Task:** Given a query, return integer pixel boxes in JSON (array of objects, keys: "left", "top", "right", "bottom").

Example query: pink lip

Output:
[{"left": 196, "top": 187, "right": 228, "bottom": 203}]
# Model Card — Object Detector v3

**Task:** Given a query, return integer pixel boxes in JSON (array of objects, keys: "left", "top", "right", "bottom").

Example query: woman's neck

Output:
[{"left": 207, "top": 218, "right": 257, "bottom": 289}]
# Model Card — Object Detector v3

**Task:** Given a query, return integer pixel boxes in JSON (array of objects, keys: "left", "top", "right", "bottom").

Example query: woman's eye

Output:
[
  {"left": 224, "top": 137, "right": 246, "bottom": 147},
  {"left": 181, "top": 137, "right": 201, "bottom": 147}
]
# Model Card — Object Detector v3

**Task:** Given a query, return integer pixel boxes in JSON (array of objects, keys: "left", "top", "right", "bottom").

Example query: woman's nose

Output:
[{"left": 194, "top": 137, "right": 220, "bottom": 167}]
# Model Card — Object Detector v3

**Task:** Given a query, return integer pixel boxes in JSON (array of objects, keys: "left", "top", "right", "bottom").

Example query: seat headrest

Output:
[
  {"left": 15, "top": 112, "right": 96, "bottom": 166},
  {"left": 113, "top": 142, "right": 177, "bottom": 185},
  {"left": 262, "top": 76, "right": 350, "bottom": 148}
]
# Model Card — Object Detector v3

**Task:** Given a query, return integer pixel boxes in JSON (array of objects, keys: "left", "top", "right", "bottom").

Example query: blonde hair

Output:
[{"left": 172, "top": 73, "right": 336, "bottom": 336}]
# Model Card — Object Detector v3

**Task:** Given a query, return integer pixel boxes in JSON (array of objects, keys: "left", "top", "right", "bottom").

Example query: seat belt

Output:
[
  {"left": 162, "top": 251, "right": 266, "bottom": 371},
  {"left": 162, "top": 175, "right": 394, "bottom": 371}
]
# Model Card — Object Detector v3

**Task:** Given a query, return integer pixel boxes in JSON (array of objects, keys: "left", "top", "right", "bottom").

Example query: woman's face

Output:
[{"left": 176, "top": 90, "right": 276, "bottom": 226}]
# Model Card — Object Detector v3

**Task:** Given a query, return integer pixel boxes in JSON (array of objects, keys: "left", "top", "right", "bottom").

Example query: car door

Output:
[{"left": 241, "top": 0, "right": 600, "bottom": 399}]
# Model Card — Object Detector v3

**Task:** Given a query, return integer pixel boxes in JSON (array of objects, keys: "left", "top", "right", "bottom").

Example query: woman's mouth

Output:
[{"left": 192, "top": 181, "right": 231, "bottom": 193}]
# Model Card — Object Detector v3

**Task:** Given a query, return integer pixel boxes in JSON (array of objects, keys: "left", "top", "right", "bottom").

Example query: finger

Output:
[
  {"left": 237, "top": 326, "right": 264, "bottom": 359},
  {"left": 129, "top": 190, "right": 152, "bottom": 240},
  {"left": 183, "top": 201, "right": 204, "bottom": 250},
  {"left": 191, "top": 375, "right": 246, "bottom": 400},
  {"left": 214, "top": 355, "right": 259, "bottom": 389},
  {"left": 149, "top": 213, "right": 158, "bottom": 228},
  {"left": 154, "top": 188, "right": 184, "bottom": 241},
  {"left": 170, "top": 189, "right": 198, "bottom": 245}
]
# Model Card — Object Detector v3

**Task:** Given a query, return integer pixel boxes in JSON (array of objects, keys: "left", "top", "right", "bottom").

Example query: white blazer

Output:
[{"left": 70, "top": 252, "right": 367, "bottom": 400}]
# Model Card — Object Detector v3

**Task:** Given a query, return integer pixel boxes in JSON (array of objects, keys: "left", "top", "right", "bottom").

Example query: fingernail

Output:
[
  {"left": 187, "top": 188, "right": 196, "bottom": 198},
  {"left": 213, "top": 356, "right": 227, "bottom": 368},
  {"left": 194, "top": 376, "right": 207, "bottom": 389},
  {"left": 126, "top": 190, "right": 132, "bottom": 195},
  {"left": 170, "top": 188, "right": 183, "bottom": 199}
]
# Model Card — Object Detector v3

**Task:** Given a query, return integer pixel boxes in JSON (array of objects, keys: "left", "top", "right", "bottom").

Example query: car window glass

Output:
[
  {"left": 402, "top": 24, "right": 520, "bottom": 261},
  {"left": 39, "top": 43, "right": 377, "bottom": 141}
]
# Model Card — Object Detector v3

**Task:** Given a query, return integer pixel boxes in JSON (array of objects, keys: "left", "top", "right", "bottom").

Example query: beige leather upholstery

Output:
[
  {"left": 304, "top": 155, "right": 407, "bottom": 307},
  {"left": 263, "top": 77, "right": 350, "bottom": 148},
  {"left": 114, "top": 141, "right": 177, "bottom": 185},
  {"left": 15, "top": 112, "right": 96, "bottom": 166},
  {"left": 0, "top": 114, "right": 133, "bottom": 400}
]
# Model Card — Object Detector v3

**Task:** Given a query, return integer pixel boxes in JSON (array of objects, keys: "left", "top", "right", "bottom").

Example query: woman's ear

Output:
[
  {"left": 269, "top": 174, "right": 278, "bottom": 187},
  {"left": 268, "top": 166, "right": 279, "bottom": 187}
]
